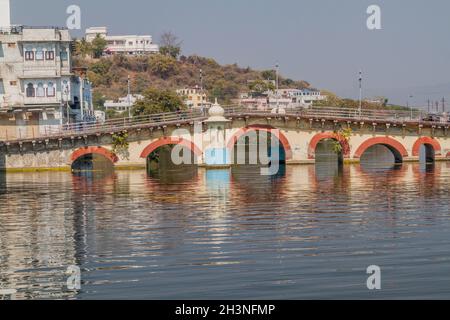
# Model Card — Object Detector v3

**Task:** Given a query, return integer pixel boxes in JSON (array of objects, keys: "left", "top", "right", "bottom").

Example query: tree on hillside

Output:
[
  {"left": 313, "top": 90, "right": 342, "bottom": 107},
  {"left": 261, "top": 70, "right": 276, "bottom": 81},
  {"left": 149, "top": 54, "right": 179, "bottom": 79},
  {"left": 132, "top": 87, "right": 185, "bottom": 116},
  {"left": 159, "top": 31, "right": 182, "bottom": 59},
  {"left": 74, "top": 38, "right": 92, "bottom": 58},
  {"left": 281, "top": 78, "right": 295, "bottom": 86},
  {"left": 92, "top": 91, "right": 106, "bottom": 110},
  {"left": 91, "top": 34, "right": 107, "bottom": 58},
  {"left": 90, "top": 59, "right": 113, "bottom": 75},
  {"left": 209, "top": 79, "right": 240, "bottom": 104},
  {"left": 248, "top": 79, "right": 275, "bottom": 94}
]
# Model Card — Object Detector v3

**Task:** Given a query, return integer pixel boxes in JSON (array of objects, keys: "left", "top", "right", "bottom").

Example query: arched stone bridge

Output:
[{"left": 1, "top": 106, "right": 450, "bottom": 171}]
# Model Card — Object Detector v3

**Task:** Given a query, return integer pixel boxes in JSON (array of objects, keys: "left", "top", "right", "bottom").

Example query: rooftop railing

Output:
[
  {"left": 0, "top": 25, "right": 24, "bottom": 35},
  {"left": 0, "top": 25, "right": 68, "bottom": 35},
  {"left": 22, "top": 25, "right": 68, "bottom": 31}
]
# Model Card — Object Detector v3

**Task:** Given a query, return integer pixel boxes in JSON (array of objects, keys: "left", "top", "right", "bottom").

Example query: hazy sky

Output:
[{"left": 10, "top": 0, "right": 450, "bottom": 107}]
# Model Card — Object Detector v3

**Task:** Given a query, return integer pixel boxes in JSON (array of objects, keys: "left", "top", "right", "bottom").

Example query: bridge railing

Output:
[
  {"left": 3, "top": 105, "right": 448, "bottom": 143},
  {"left": 305, "top": 106, "right": 423, "bottom": 122},
  {"left": 10, "top": 109, "right": 206, "bottom": 142},
  {"left": 224, "top": 105, "right": 431, "bottom": 123}
]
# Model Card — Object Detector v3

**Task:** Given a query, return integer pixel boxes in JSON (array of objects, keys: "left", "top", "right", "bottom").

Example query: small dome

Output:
[
  {"left": 209, "top": 98, "right": 224, "bottom": 117},
  {"left": 205, "top": 98, "right": 230, "bottom": 123}
]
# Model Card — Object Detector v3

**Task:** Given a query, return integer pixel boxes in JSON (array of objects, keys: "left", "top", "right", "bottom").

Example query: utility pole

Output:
[
  {"left": 358, "top": 70, "right": 362, "bottom": 118},
  {"left": 80, "top": 77, "right": 84, "bottom": 122},
  {"left": 63, "top": 83, "right": 70, "bottom": 125},
  {"left": 276, "top": 62, "right": 279, "bottom": 113},
  {"left": 442, "top": 97, "right": 446, "bottom": 113},
  {"left": 127, "top": 75, "right": 131, "bottom": 118},
  {"left": 408, "top": 95, "right": 413, "bottom": 119},
  {"left": 200, "top": 69, "right": 204, "bottom": 115}
]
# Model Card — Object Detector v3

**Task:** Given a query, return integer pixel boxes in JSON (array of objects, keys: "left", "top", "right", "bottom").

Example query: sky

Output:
[{"left": 9, "top": 0, "right": 450, "bottom": 108}]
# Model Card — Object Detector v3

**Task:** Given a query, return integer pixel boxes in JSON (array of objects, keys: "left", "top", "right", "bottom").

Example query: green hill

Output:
[{"left": 72, "top": 53, "right": 311, "bottom": 110}]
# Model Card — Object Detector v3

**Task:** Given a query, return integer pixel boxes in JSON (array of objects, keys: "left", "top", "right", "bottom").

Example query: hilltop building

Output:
[
  {"left": 176, "top": 87, "right": 211, "bottom": 109},
  {"left": 85, "top": 27, "right": 159, "bottom": 56},
  {"left": 0, "top": 0, "right": 93, "bottom": 139},
  {"left": 276, "top": 88, "right": 325, "bottom": 106},
  {"left": 104, "top": 94, "right": 143, "bottom": 113},
  {"left": 240, "top": 88, "right": 325, "bottom": 110}
]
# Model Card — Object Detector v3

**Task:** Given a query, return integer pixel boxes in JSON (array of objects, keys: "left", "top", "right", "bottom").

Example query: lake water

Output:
[{"left": 1, "top": 153, "right": 450, "bottom": 299}]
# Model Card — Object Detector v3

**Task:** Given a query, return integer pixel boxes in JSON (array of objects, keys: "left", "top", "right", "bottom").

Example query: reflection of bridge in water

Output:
[{"left": 1, "top": 105, "right": 450, "bottom": 171}]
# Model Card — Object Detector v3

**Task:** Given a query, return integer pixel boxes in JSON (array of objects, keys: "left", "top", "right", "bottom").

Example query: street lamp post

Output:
[
  {"left": 80, "top": 78, "right": 84, "bottom": 122},
  {"left": 276, "top": 62, "right": 279, "bottom": 113},
  {"left": 127, "top": 75, "right": 131, "bottom": 119},
  {"left": 63, "top": 83, "right": 70, "bottom": 126},
  {"left": 358, "top": 70, "right": 362, "bottom": 118},
  {"left": 408, "top": 95, "right": 413, "bottom": 120},
  {"left": 200, "top": 69, "right": 204, "bottom": 115}
]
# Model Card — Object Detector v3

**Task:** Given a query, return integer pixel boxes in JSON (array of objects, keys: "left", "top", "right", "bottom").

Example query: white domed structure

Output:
[{"left": 205, "top": 98, "right": 230, "bottom": 123}]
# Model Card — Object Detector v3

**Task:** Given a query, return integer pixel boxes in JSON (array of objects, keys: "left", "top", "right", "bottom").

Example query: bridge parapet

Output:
[
  {"left": 1, "top": 105, "right": 450, "bottom": 171},
  {"left": 1, "top": 105, "right": 449, "bottom": 144}
]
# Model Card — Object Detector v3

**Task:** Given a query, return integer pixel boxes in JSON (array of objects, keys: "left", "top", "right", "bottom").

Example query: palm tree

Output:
[{"left": 74, "top": 38, "right": 92, "bottom": 58}]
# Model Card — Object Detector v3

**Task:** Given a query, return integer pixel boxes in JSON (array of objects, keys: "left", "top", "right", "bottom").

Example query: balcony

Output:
[
  {"left": 22, "top": 61, "right": 60, "bottom": 78},
  {"left": 23, "top": 96, "right": 61, "bottom": 106}
]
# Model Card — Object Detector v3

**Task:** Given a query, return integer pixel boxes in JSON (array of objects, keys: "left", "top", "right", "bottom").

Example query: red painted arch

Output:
[
  {"left": 226, "top": 125, "right": 293, "bottom": 160},
  {"left": 71, "top": 146, "right": 119, "bottom": 163},
  {"left": 308, "top": 132, "right": 351, "bottom": 159},
  {"left": 140, "top": 137, "right": 202, "bottom": 159},
  {"left": 412, "top": 137, "right": 442, "bottom": 156},
  {"left": 354, "top": 137, "right": 408, "bottom": 159}
]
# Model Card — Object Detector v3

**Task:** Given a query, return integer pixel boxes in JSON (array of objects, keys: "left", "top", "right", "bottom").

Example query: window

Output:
[
  {"left": 47, "top": 82, "right": 55, "bottom": 97},
  {"left": 26, "top": 83, "right": 35, "bottom": 97},
  {"left": 62, "top": 80, "right": 70, "bottom": 98},
  {"left": 35, "top": 49, "right": 44, "bottom": 60},
  {"left": 36, "top": 83, "right": 45, "bottom": 97},
  {"left": 7, "top": 43, "right": 16, "bottom": 48},
  {"left": 9, "top": 81, "right": 17, "bottom": 86},
  {"left": 60, "top": 50, "right": 68, "bottom": 61},
  {"left": 25, "top": 51, "right": 34, "bottom": 61},
  {"left": 0, "top": 80, "right": 5, "bottom": 95},
  {"left": 45, "top": 51, "right": 54, "bottom": 60}
]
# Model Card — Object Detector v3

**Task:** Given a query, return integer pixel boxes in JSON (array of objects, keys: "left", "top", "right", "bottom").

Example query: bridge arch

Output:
[
  {"left": 354, "top": 137, "right": 408, "bottom": 163},
  {"left": 412, "top": 137, "right": 441, "bottom": 157},
  {"left": 140, "top": 137, "right": 202, "bottom": 159},
  {"left": 308, "top": 132, "right": 351, "bottom": 160},
  {"left": 226, "top": 125, "right": 293, "bottom": 160},
  {"left": 70, "top": 146, "right": 119, "bottom": 164}
]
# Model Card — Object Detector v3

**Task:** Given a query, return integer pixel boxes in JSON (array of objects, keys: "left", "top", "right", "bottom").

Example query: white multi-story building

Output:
[
  {"left": 240, "top": 88, "right": 325, "bottom": 110},
  {"left": 85, "top": 27, "right": 159, "bottom": 56},
  {"left": 0, "top": 0, "right": 94, "bottom": 139},
  {"left": 275, "top": 89, "right": 325, "bottom": 106},
  {"left": 104, "top": 94, "right": 143, "bottom": 113}
]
